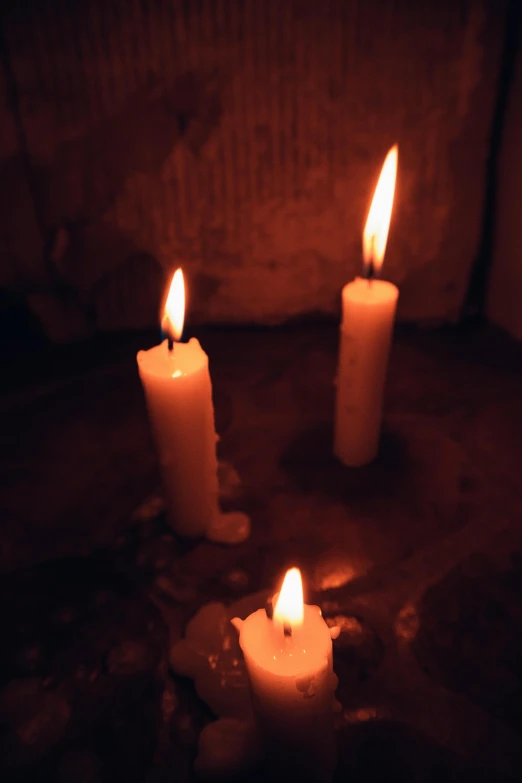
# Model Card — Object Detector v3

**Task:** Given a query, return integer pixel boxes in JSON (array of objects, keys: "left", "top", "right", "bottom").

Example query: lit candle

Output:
[
  {"left": 233, "top": 568, "right": 337, "bottom": 781},
  {"left": 137, "top": 269, "right": 220, "bottom": 537},
  {"left": 334, "top": 145, "right": 399, "bottom": 467}
]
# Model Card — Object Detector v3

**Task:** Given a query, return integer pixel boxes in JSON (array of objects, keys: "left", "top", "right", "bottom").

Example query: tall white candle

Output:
[
  {"left": 233, "top": 569, "right": 337, "bottom": 782},
  {"left": 334, "top": 145, "right": 399, "bottom": 467},
  {"left": 137, "top": 269, "right": 220, "bottom": 537}
]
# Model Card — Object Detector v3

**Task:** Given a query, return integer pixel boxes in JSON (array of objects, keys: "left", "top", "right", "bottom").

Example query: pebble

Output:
[
  {"left": 106, "top": 640, "right": 150, "bottom": 675},
  {"left": 217, "top": 461, "right": 243, "bottom": 502},
  {"left": 395, "top": 603, "right": 420, "bottom": 642},
  {"left": 154, "top": 574, "right": 197, "bottom": 604},
  {"left": 21, "top": 644, "right": 40, "bottom": 671},
  {"left": 5, "top": 692, "right": 71, "bottom": 769},
  {"left": 54, "top": 747, "right": 103, "bottom": 783},
  {"left": 314, "top": 553, "right": 356, "bottom": 591},
  {"left": 52, "top": 606, "right": 75, "bottom": 625},
  {"left": 132, "top": 495, "right": 164, "bottom": 523},
  {"left": 174, "top": 711, "right": 199, "bottom": 749},
  {"left": 137, "top": 539, "right": 176, "bottom": 571},
  {"left": 206, "top": 513, "right": 251, "bottom": 545},
  {"left": 221, "top": 569, "right": 249, "bottom": 592},
  {"left": 0, "top": 679, "right": 41, "bottom": 721},
  {"left": 161, "top": 679, "right": 178, "bottom": 723},
  {"left": 195, "top": 718, "right": 261, "bottom": 780},
  {"left": 343, "top": 706, "right": 385, "bottom": 724}
]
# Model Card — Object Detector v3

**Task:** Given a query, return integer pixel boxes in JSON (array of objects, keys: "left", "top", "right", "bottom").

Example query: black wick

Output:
[
  {"left": 167, "top": 335, "right": 174, "bottom": 352},
  {"left": 265, "top": 594, "right": 292, "bottom": 636},
  {"left": 363, "top": 235, "right": 377, "bottom": 281},
  {"left": 363, "top": 259, "right": 375, "bottom": 281}
]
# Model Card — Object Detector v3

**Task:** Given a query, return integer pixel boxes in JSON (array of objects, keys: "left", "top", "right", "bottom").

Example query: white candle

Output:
[
  {"left": 137, "top": 269, "right": 220, "bottom": 537},
  {"left": 335, "top": 145, "right": 399, "bottom": 467},
  {"left": 234, "top": 568, "right": 337, "bottom": 781}
]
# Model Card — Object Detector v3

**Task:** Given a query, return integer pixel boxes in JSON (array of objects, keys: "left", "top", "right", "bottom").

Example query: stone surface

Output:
[
  {"left": 0, "top": 1, "right": 509, "bottom": 336},
  {"left": 0, "top": 558, "right": 167, "bottom": 782},
  {"left": 1, "top": 323, "right": 522, "bottom": 780},
  {"left": 413, "top": 548, "right": 522, "bottom": 728}
]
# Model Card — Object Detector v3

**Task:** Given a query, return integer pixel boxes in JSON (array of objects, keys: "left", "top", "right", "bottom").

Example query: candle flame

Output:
[
  {"left": 273, "top": 568, "right": 304, "bottom": 627},
  {"left": 163, "top": 268, "right": 185, "bottom": 342},
  {"left": 363, "top": 145, "right": 398, "bottom": 273}
]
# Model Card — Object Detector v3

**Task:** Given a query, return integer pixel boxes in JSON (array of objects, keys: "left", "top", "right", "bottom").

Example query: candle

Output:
[
  {"left": 137, "top": 269, "right": 220, "bottom": 537},
  {"left": 334, "top": 145, "right": 399, "bottom": 467},
  {"left": 233, "top": 568, "right": 337, "bottom": 782}
]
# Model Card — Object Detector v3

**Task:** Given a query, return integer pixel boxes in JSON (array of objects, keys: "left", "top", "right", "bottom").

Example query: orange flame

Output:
[
  {"left": 363, "top": 145, "right": 398, "bottom": 273},
  {"left": 163, "top": 268, "right": 185, "bottom": 342},
  {"left": 274, "top": 568, "right": 304, "bottom": 627}
]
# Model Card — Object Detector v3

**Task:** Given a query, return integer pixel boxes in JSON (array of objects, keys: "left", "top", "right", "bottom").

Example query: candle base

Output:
[
  {"left": 334, "top": 438, "right": 379, "bottom": 468},
  {"left": 170, "top": 594, "right": 346, "bottom": 781}
]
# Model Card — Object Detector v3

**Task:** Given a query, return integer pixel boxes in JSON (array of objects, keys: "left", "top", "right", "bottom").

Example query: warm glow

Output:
[
  {"left": 273, "top": 568, "right": 304, "bottom": 627},
  {"left": 163, "top": 268, "right": 185, "bottom": 342},
  {"left": 363, "top": 145, "right": 398, "bottom": 273}
]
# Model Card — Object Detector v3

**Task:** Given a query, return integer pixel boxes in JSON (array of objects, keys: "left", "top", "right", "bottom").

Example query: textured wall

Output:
[
  {"left": 0, "top": 0, "right": 507, "bottom": 338},
  {"left": 487, "top": 11, "right": 522, "bottom": 340}
]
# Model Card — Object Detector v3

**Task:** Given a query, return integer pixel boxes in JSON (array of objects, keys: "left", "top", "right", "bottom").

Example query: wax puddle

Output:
[
  {"left": 207, "top": 461, "right": 252, "bottom": 545},
  {"left": 170, "top": 595, "right": 341, "bottom": 779},
  {"left": 170, "top": 595, "right": 262, "bottom": 779},
  {"left": 130, "top": 460, "right": 251, "bottom": 546}
]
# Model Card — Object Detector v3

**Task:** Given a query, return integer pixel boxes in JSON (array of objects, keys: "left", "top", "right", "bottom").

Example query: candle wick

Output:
[
  {"left": 283, "top": 622, "right": 292, "bottom": 638},
  {"left": 167, "top": 335, "right": 174, "bottom": 353},
  {"left": 363, "top": 235, "right": 376, "bottom": 284}
]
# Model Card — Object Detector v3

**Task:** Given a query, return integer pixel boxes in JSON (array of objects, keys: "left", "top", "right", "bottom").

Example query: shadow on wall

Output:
[
  {"left": 0, "top": 70, "right": 221, "bottom": 342},
  {"left": 0, "top": 288, "right": 46, "bottom": 359}
]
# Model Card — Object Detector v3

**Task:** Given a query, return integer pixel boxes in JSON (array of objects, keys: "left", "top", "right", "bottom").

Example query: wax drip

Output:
[{"left": 170, "top": 595, "right": 340, "bottom": 779}]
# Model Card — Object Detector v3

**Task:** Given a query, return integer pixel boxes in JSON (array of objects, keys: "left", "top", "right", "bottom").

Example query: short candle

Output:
[
  {"left": 234, "top": 568, "right": 337, "bottom": 782},
  {"left": 334, "top": 145, "right": 400, "bottom": 467},
  {"left": 137, "top": 269, "right": 220, "bottom": 537}
]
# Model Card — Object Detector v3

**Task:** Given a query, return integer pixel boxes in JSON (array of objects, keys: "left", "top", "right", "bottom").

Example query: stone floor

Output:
[{"left": 0, "top": 322, "right": 521, "bottom": 781}]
